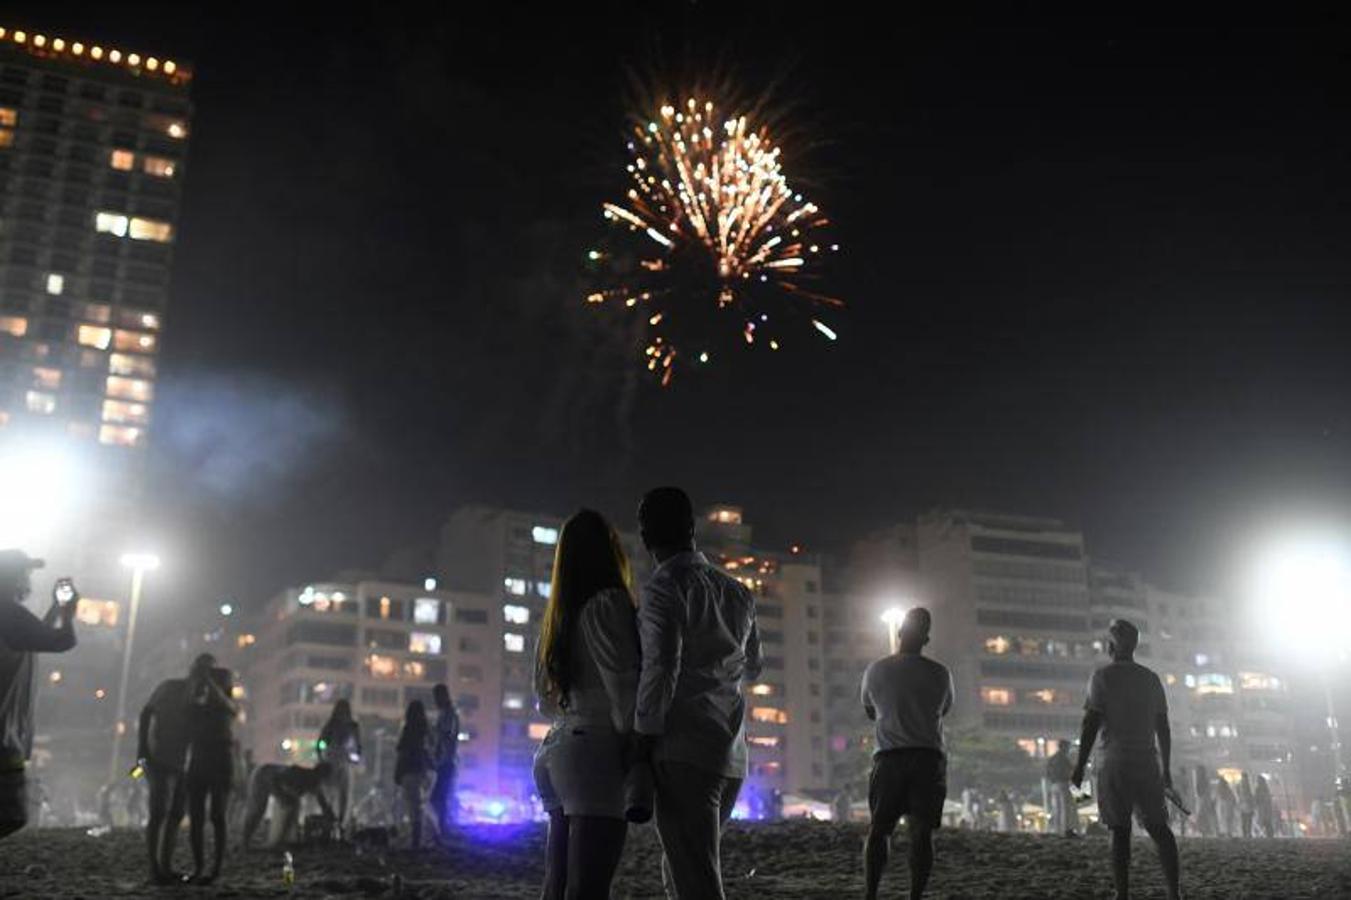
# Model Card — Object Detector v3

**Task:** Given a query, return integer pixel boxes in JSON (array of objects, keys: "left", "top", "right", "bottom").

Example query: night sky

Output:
[{"left": 19, "top": 5, "right": 1351, "bottom": 608}]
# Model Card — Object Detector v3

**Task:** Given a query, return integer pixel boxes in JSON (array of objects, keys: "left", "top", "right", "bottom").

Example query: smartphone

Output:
[{"left": 54, "top": 578, "right": 77, "bottom": 605}]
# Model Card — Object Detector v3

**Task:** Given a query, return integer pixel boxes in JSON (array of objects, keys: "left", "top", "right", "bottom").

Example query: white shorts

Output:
[{"left": 534, "top": 723, "right": 627, "bottom": 819}]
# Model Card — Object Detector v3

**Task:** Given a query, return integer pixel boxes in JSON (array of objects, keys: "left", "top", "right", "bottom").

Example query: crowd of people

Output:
[{"left": 2, "top": 489, "right": 1349, "bottom": 898}]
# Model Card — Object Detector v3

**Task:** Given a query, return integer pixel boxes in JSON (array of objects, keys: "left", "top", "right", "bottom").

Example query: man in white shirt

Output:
[
  {"left": 1072, "top": 619, "right": 1181, "bottom": 900},
  {"left": 860, "top": 607, "right": 953, "bottom": 900}
]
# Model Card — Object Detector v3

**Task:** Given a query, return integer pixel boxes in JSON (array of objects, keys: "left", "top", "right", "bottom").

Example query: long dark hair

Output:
[
  {"left": 536, "top": 509, "right": 632, "bottom": 710},
  {"left": 320, "top": 698, "right": 353, "bottom": 743},
  {"left": 398, "top": 700, "right": 429, "bottom": 749}
]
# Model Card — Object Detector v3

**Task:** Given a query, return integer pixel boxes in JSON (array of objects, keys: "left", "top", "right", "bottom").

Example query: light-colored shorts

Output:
[
  {"left": 1096, "top": 757, "right": 1168, "bottom": 830},
  {"left": 534, "top": 722, "right": 626, "bottom": 819}
]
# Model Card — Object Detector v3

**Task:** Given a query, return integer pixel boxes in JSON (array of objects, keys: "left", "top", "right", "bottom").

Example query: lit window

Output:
[
  {"left": 0, "top": 108, "right": 15, "bottom": 126},
  {"left": 109, "top": 149, "right": 134, "bottom": 171},
  {"left": 95, "top": 212, "right": 129, "bottom": 236},
  {"left": 129, "top": 217, "right": 173, "bottom": 242},
  {"left": 0, "top": 129, "right": 13, "bottom": 148},
  {"left": 1194, "top": 673, "right": 1234, "bottom": 696},
  {"left": 1016, "top": 738, "right": 1040, "bottom": 757},
  {"left": 531, "top": 525, "right": 558, "bottom": 544},
  {"left": 748, "top": 735, "right": 781, "bottom": 748},
  {"left": 709, "top": 507, "right": 742, "bottom": 524},
  {"left": 80, "top": 303, "right": 112, "bottom": 324},
  {"left": 166, "top": 121, "right": 187, "bottom": 139},
  {"left": 109, "top": 353, "right": 156, "bottom": 378},
  {"left": 751, "top": 706, "right": 789, "bottom": 725},
  {"left": 236, "top": 633, "right": 256, "bottom": 648},
  {"left": 98, "top": 424, "right": 144, "bottom": 447},
  {"left": 504, "top": 578, "right": 527, "bottom": 596},
  {"left": 105, "top": 375, "right": 154, "bottom": 402},
  {"left": 983, "top": 635, "right": 1010, "bottom": 655},
  {"left": 1238, "top": 672, "right": 1282, "bottom": 692},
  {"left": 749, "top": 683, "right": 775, "bottom": 696},
  {"left": 503, "top": 633, "right": 526, "bottom": 653},
  {"left": 0, "top": 316, "right": 27, "bottom": 337},
  {"left": 503, "top": 693, "right": 526, "bottom": 711},
  {"left": 1164, "top": 673, "right": 1178, "bottom": 685},
  {"left": 536, "top": 581, "right": 551, "bottom": 598},
  {"left": 528, "top": 722, "right": 551, "bottom": 741},
  {"left": 45, "top": 273, "right": 64, "bottom": 295},
  {"left": 75, "top": 598, "right": 119, "bottom": 627},
  {"left": 367, "top": 654, "right": 399, "bottom": 680},
  {"left": 25, "top": 391, "right": 56, "bottom": 414},
  {"left": 112, "top": 330, "right": 157, "bottom": 353},
  {"left": 78, "top": 325, "right": 113, "bottom": 349},
  {"left": 980, "top": 686, "right": 1013, "bottom": 706},
  {"left": 102, "top": 400, "right": 149, "bottom": 425},
  {"left": 1026, "top": 688, "right": 1067, "bottom": 705},
  {"left": 1194, "top": 653, "right": 1210, "bottom": 667},
  {"left": 143, "top": 156, "right": 176, "bottom": 177},
  {"left": 412, "top": 597, "right": 440, "bottom": 624},
  {"left": 409, "top": 631, "right": 442, "bottom": 655},
  {"left": 503, "top": 604, "right": 529, "bottom": 625},
  {"left": 402, "top": 660, "right": 426, "bottom": 680},
  {"left": 32, "top": 367, "right": 61, "bottom": 390}
]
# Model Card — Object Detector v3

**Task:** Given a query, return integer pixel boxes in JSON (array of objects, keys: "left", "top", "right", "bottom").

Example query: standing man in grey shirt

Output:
[
  {"left": 633, "top": 487, "right": 761, "bottom": 900},
  {"left": 1072, "top": 619, "right": 1181, "bottom": 900},
  {"left": 860, "top": 607, "right": 953, "bottom": 900}
]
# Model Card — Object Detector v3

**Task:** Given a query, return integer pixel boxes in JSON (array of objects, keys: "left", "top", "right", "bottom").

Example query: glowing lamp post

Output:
[
  {"left": 108, "top": 552, "right": 160, "bottom": 784},
  {"left": 1255, "top": 539, "right": 1351, "bottom": 777},
  {"left": 880, "top": 605, "right": 910, "bottom": 655}
]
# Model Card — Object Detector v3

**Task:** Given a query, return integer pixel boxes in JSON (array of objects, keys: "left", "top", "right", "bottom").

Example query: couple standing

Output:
[{"left": 533, "top": 487, "right": 760, "bottom": 900}]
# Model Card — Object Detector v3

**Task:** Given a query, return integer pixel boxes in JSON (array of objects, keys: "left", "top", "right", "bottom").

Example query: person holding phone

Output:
[{"left": 0, "top": 549, "right": 78, "bottom": 841}]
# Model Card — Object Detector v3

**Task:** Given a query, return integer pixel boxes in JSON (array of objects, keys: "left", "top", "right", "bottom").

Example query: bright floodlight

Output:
[
  {"left": 120, "top": 552, "right": 161, "bottom": 571},
  {"left": 219, "top": 603, "right": 233, "bottom": 617},
  {"left": 880, "top": 605, "right": 910, "bottom": 628},
  {"left": 1254, "top": 537, "right": 1351, "bottom": 661},
  {"left": 0, "top": 439, "right": 81, "bottom": 550}
]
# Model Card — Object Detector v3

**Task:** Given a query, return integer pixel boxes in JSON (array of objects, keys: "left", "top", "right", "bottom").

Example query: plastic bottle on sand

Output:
[{"left": 282, "top": 851, "right": 295, "bottom": 887}]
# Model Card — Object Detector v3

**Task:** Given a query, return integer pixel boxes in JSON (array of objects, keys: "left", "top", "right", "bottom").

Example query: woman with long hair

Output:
[
  {"left": 394, "top": 700, "right": 434, "bottom": 850},
  {"left": 318, "top": 698, "right": 361, "bottom": 833},
  {"left": 184, "top": 654, "right": 238, "bottom": 884},
  {"left": 533, "top": 509, "right": 640, "bottom": 900}
]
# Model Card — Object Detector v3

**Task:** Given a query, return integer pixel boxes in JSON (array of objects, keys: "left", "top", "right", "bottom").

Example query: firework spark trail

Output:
[{"left": 590, "top": 95, "right": 842, "bottom": 384}]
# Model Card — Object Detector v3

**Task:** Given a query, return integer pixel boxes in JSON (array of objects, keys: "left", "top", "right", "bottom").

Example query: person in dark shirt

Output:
[
  {"left": 185, "top": 658, "right": 238, "bottom": 884},
  {"left": 430, "top": 684, "right": 460, "bottom": 835},
  {"left": 137, "top": 673, "right": 192, "bottom": 881},
  {"left": 0, "top": 549, "right": 77, "bottom": 841},
  {"left": 395, "top": 700, "right": 434, "bottom": 850},
  {"left": 318, "top": 699, "right": 361, "bottom": 834}
]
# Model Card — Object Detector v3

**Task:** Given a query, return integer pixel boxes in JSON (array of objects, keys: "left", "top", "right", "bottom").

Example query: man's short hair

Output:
[
  {"left": 433, "top": 683, "right": 450, "bottom": 705},
  {"left": 639, "top": 487, "right": 695, "bottom": 548},
  {"left": 899, "top": 607, "right": 932, "bottom": 643},
  {"left": 1108, "top": 619, "right": 1139, "bottom": 654}
]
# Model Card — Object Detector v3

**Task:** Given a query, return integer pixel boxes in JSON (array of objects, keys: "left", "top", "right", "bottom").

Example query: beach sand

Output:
[{"left": 1, "top": 821, "right": 1347, "bottom": 898}]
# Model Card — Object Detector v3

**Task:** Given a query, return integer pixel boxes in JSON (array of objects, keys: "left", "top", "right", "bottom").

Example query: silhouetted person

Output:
[
  {"left": 395, "top": 700, "right": 434, "bottom": 849},
  {"left": 633, "top": 487, "right": 761, "bottom": 900},
  {"left": 861, "top": 607, "right": 953, "bottom": 900},
  {"left": 996, "top": 789, "right": 1017, "bottom": 833},
  {"left": 318, "top": 698, "right": 361, "bottom": 833},
  {"left": 138, "top": 668, "right": 194, "bottom": 881},
  {"left": 532, "top": 510, "right": 640, "bottom": 900},
  {"left": 1192, "top": 765, "right": 1217, "bottom": 838},
  {"left": 430, "top": 684, "right": 459, "bottom": 834},
  {"left": 1215, "top": 775, "right": 1237, "bottom": 837},
  {"left": 1072, "top": 619, "right": 1181, "bottom": 900},
  {"left": 0, "top": 550, "right": 77, "bottom": 841},
  {"left": 1238, "top": 771, "right": 1256, "bottom": 838},
  {"left": 186, "top": 659, "right": 238, "bottom": 883},
  {"left": 1045, "top": 740, "right": 1077, "bottom": 836},
  {"left": 1254, "top": 774, "right": 1275, "bottom": 838}
]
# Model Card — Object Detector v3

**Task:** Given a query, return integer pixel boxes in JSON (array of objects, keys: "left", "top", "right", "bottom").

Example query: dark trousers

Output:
[
  {"left": 652, "top": 760, "right": 742, "bottom": 900},
  {"left": 430, "top": 762, "right": 457, "bottom": 830}
]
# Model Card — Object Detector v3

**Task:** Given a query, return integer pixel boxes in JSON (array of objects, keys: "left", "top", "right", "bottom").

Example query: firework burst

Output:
[{"left": 587, "top": 95, "right": 841, "bottom": 385}]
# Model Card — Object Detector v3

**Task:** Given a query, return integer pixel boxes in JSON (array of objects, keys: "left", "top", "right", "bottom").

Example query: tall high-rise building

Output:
[{"left": 0, "top": 24, "right": 192, "bottom": 578}]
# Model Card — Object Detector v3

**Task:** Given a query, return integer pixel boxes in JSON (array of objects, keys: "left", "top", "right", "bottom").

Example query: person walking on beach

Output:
[
  {"left": 1071, "top": 619, "right": 1181, "bottom": 900},
  {"left": 533, "top": 509, "right": 641, "bottom": 900},
  {"left": 1238, "top": 772, "right": 1256, "bottom": 838},
  {"left": 429, "top": 684, "right": 459, "bottom": 834},
  {"left": 633, "top": 487, "right": 762, "bottom": 900},
  {"left": 0, "top": 550, "right": 77, "bottom": 842},
  {"left": 1193, "top": 765, "right": 1217, "bottom": 838},
  {"left": 394, "top": 700, "right": 434, "bottom": 850},
  {"left": 1046, "top": 741, "right": 1077, "bottom": 836},
  {"left": 1215, "top": 775, "right": 1237, "bottom": 837},
  {"left": 318, "top": 699, "right": 361, "bottom": 834},
  {"left": 137, "top": 671, "right": 192, "bottom": 881},
  {"left": 1254, "top": 775, "right": 1275, "bottom": 838},
  {"left": 185, "top": 658, "right": 238, "bottom": 884},
  {"left": 861, "top": 607, "right": 954, "bottom": 900}
]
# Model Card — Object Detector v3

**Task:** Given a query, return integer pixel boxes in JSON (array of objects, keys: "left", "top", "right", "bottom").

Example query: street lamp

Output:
[
  {"left": 880, "top": 604, "right": 910, "bottom": 655},
  {"left": 1254, "top": 538, "right": 1351, "bottom": 777},
  {"left": 108, "top": 552, "right": 160, "bottom": 784}
]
